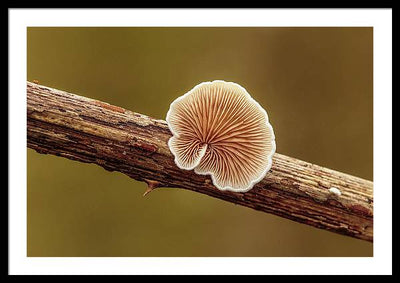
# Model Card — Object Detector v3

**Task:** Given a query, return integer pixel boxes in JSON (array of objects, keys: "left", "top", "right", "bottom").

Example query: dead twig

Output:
[{"left": 27, "top": 82, "right": 373, "bottom": 242}]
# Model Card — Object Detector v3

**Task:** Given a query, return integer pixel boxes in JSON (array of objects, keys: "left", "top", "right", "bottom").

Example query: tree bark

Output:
[{"left": 27, "top": 82, "right": 373, "bottom": 242}]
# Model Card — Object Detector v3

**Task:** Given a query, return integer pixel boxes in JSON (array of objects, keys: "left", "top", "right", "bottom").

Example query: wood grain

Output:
[{"left": 27, "top": 82, "right": 373, "bottom": 242}]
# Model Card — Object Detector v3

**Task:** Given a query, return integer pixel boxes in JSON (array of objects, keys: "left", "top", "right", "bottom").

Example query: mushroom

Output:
[{"left": 166, "top": 80, "right": 276, "bottom": 192}]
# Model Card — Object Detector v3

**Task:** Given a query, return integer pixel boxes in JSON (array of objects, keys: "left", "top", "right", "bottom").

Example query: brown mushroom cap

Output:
[{"left": 166, "top": 80, "right": 276, "bottom": 192}]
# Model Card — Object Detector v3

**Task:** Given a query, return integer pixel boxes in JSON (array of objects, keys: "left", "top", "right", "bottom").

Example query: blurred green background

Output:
[{"left": 27, "top": 27, "right": 373, "bottom": 257}]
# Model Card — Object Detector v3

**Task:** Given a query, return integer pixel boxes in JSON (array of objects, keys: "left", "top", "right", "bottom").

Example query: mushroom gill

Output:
[{"left": 166, "top": 80, "right": 276, "bottom": 192}]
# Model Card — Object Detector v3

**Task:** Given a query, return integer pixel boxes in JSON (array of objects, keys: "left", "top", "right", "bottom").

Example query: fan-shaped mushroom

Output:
[{"left": 166, "top": 80, "right": 276, "bottom": 192}]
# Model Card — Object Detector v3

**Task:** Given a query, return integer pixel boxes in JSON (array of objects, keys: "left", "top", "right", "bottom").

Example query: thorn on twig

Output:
[{"left": 143, "top": 179, "right": 161, "bottom": 197}]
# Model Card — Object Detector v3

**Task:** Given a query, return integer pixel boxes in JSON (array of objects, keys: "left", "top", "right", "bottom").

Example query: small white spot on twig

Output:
[{"left": 329, "top": 187, "right": 341, "bottom": 196}]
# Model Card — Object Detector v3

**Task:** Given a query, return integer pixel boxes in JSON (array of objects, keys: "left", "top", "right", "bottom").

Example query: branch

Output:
[{"left": 27, "top": 82, "right": 373, "bottom": 242}]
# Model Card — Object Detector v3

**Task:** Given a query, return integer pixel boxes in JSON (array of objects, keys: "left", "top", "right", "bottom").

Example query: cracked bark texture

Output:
[{"left": 27, "top": 82, "right": 373, "bottom": 242}]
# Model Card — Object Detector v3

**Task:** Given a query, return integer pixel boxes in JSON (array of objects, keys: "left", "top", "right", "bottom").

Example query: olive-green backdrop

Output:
[{"left": 27, "top": 27, "right": 373, "bottom": 257}]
